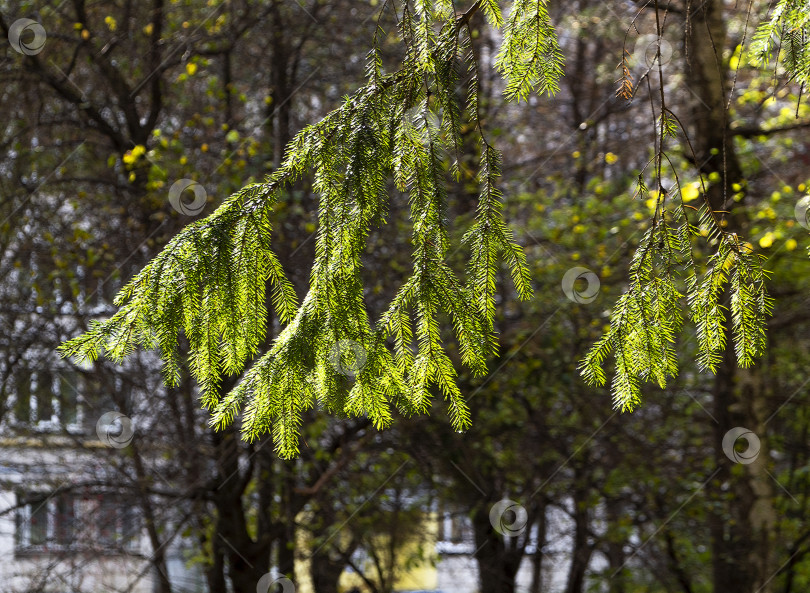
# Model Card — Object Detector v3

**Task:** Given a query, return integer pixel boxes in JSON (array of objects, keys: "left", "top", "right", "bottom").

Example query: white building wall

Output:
[{"left": 0, "top": 438, "right": 203, "bottom": 593}]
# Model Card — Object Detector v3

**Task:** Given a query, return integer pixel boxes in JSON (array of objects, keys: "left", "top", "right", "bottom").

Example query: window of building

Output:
[
  {"left": 12, "top": 370, "right": 32, "bottom": 423},
  {"left": 437, "top": 507, "right": 470, "bottom": 544},
  {"left": 34, "top": 370, "right": 55, "bottom": 423},
  {"left": 15, "top": 492, "right": 75, "bottom": 551},
  {"left": 96, "top": 495, "right": 138, "bottom": 548},
  {"left": 58, "top": 372, "right": 79, "bottom": 425},
  {"left": 15, "top": 491, "right": 140, "bottom": 554},
  {"left": 11, "top": 367, "right": 86, "bottom": 430}
]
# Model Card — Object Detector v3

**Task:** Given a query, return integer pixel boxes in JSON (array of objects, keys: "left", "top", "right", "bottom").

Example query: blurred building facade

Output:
[{"left": 0, "top": 364, "right": 204, "bottom": 593}]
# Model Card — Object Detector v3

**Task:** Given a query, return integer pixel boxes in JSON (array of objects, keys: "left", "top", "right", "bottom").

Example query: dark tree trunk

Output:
[
  {"left": 270, "top": 1, "right": 292, "bottom": 168},
  {"left": 210, "top": 428, "right": 273, "bottom": 593},
  {"left": 204, "top": 526, "right": 227, "bottom": 593},
  {"left": 472, "top": 504, "right": 525, "bottom": 593},
  {"left": 564, "top": 483, "right": 593, "bottom": 593},
  {"left": 529, "top": 502, "right": 547, "bottom": 593},
  {"left": 310, "top": 552, "right": 346, "bottom": 593},
  {"left": 683, "top": 0, "right": 743, "bottom": 217},
  {"left": 710, "top": 343, "right": 757, "bottom": 593},
  {"left": 605, "top": 499, "right": 626, "bottom": 593},
  {"left": 663, "top": 528, "right": 694, "bottom": 593},
  {"left": 278, "top": 462, "right": 297, "bottom": 582},
  {"left": 683, "top": 3, "right": 777, "bottom": 592}
]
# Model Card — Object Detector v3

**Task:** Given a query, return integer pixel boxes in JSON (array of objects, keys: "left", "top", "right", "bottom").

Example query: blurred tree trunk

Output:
[
  {"left": 682, "top": 2, "right": 777, "bottom": 592},
  {"left": 710, "top": 347, "right": 776, "bottom": 593},
  {"left": 472, "top": 504, "right": 524, "bottom": 593},
  {"left": 278, "top": 462, "right": 298, "bottom": 583},
  {"left": 683, "top": 0, "right": 742, "bottom": 215},
  {"left": 310, "top": 548, "right": 348, "bottom": 593},
  {"left": 605, "top": 499, "right": 626, "bottom": 593},
  {"left": 529, "top": 503, "right": 546, "bottom": 593},
  {"left": 662, "top": 527, "right": 694, "bottom": 593},
  {"left": 564, "top": 478, "right": 593, "bottom": 593},
  {"left": 203, "top": 530, "right": 227, "bottom": 593}
]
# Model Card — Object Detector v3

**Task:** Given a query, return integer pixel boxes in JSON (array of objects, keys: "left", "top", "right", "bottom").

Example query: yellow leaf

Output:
[
  {"left": 186, "top": 63, "right": 197, "bottom": 75},
  {"left": 681, "top": 183, "right": 700, "bottom": 203},
  {"left": 759, "top": 233, "right": 774, "bottom": 249}
]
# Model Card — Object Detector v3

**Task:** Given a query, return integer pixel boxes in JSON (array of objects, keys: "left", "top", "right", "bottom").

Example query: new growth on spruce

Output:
[{"left": 60, "top": 0, "right": 560, "bottom": 458}]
